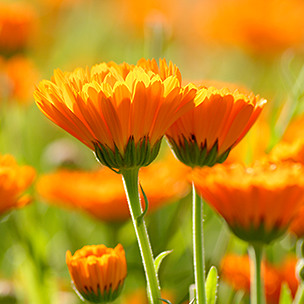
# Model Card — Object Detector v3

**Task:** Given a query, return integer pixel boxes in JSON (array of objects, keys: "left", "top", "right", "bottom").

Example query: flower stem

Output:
[
  {"left": 121, "top": 168, "right": 161, "bottom": 304},
  {"left": 249, "top": 243, "right": 265, "bottom": 304},
  {"left": 192, "top": 183, "right": 207, "bottom": 304}
]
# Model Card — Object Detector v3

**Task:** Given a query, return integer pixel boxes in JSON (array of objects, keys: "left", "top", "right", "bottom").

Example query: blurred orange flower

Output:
[
  {"left": 36, "top": 156, "right": 190, "bottom": 221},
  {"left": 0, "top": 154, "right": 35, "bottom": 216},
  {"left": 192, "top": 162, "right": 304, "bottom": 244},
  {"left": 0, "top": 56, "right": 39, "bottom": 104},
  {"left": 221, "top": 254, "right": 299, "bottom": 304},
  {"left": 289, "top": 205, "right": 304, "bottom": 238},
  {"left": 0, "top": 2, "right": 37, "bottom": 53},
  {"left": 34, "top": 59, "right": 196, "bottom": 170},
  {"left": 195, "top": 0, "right": 304, "bottom": 54},
  {"left": 124, "top": 288, "right": 175, "bottom": 304},
  {"left": 166, "top": 86, "right": 266, "bottom": 167},
  {"left": 66, "top": 244, "right": 127, "bottom": 302},
  {"left": 268, "top": 139, "right": 304, "bottom": 164}
]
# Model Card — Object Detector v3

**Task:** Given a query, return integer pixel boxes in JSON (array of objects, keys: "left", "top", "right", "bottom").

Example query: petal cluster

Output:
[
  {"left": 221, "top": 254, "right": 299, "bottom": 304},
  {"left": 166, "top": 86, "right": 266, "bottom": 167},
  {"left": 0, "top": 2, "right": 37, "bottom": 53},
  {"left": 36, "top": 155, "right": 189, "bottom": 221},
  {"left": 0, "top": 154, "right": 35, "bottom": 215},
  {"left": 192, "top": 162, "right": 304, "bottom": 243},
  {"left": 66, "top": 244, "right": 127, "bottom": 303},
  {"left": 34, "top": 59, "right": 196, "bottom": 169}
]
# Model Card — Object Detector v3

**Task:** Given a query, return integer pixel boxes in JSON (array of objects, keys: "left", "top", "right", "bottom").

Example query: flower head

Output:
[
  {"left": 0, "top": 154, "right": 35, "bottom": 215},
  {"left": 66, "top": 244, "right": 127, "bottom": 303},
  {"left": 221, "top": 254, "right": 298, "bottom": 304},
  {"left": 166, "top": 86, "right": 266, "bottom": 168},
  {"left": 0, "top": 55, "right": 39, "bottom": 104},
  {"left": 34, "top": 59, "right": 196, "bottom": 170},
  {"left": 195, "top": 0, "right": 304, "bottom": 55},
  {"left": 0, "top": 2, "right": 37, "bottom": 53},
  {"left": 192, "top": 162, "right": 304, "bottom": 244},
  {"left": 269, "top": 139, "right": 304, "bottom": 164},
  {"left": 36, "top": 155, "right": 189, "bottom": 221}
]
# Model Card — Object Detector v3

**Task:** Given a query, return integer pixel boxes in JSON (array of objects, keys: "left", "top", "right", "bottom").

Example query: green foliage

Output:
[{"left": 205, "top": 266, "right": 218, "bottom": 304}]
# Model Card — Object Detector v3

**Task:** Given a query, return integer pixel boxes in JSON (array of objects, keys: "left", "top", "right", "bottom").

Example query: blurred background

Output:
[{"left": 1, "top": 0, "right": 304, "bottom": 303}]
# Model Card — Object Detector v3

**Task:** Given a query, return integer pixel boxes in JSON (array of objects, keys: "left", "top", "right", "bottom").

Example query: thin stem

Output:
[
  {"left": 121, "top": 168, "right": 161, "bottom": 304},
  {"left": 192, "top": 183, "right": 207, "bottom": 304},
  {"left": 248, "top": 243, "right": 265, "bottom": 304},
  {"left": 294, "top": 284, "right": 304, "bottom": 304}
]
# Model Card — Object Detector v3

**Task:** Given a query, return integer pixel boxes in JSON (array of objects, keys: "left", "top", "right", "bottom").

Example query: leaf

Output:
[
  {"left": 206, "top": 266, "right": 218, "bottom": 304},
  {"left": 154, "top": 250, "right": 173, "bottom": 274},
  {"left": 279, "top": 283, "right": 293, "bottom": 304}
]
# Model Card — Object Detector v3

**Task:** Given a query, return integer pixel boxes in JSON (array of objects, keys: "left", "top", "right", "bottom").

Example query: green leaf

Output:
[
  {"left": 154, "top": 250, "right": 173, "bottom": 274},
  {"left": 206, "top": 266, "right": 218, "bottom": 304},
  {"left": 279, "top": 283, "right": 293, "bottom": 304}
]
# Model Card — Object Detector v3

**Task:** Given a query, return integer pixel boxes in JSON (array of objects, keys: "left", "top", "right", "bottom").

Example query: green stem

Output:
[
  {"left": 248, "top": 243, "right": 265, "bottom": 304},
  {"left": 192, "top": 184, "right": 207, "bottom": 304},
  {"left": 294, "top": 284, "right": 304, "bottom": 304},
  {"left": 121, "top": 168, "right": 161, "bottom": 304}
]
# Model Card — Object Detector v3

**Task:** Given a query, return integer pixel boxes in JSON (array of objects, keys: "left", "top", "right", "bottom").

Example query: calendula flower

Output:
[
  {"left": 36, "top": 155, "right": 189, "bottom": 221},
  {"left": 0, "top": 2, "right": 37, "bottom": 53},
  {"left": 166, "top": 86, "right": 266, "bottom": 168},
  {"left": 289, "top": 206, "right": 304, "bottom": 238},
  {"left": 0, "top": 56, "right": 39, "bottom": 104},
  {"left": 34, "top": 59, "right": 196, "bottom": 170},
  {"left": 0, "top": 154, "right": 35, "bottom": 215},
  {"left": 221, "top": 254, "right": 298, "bottom": 304},
  {"left": 66, "top": 244, "right": 127, "bottom": 303},
  {"left": 124, "top": 288, "right": 175, "bottom": 304},
  {"left": 195, "top": 0, "right": 304, "bottom": 55},
  {"left": 192, "top": 162, "right": 304, "bottom": 244},
  {"left": 268, "top": 139, "right": 304, "bottom": 164}
]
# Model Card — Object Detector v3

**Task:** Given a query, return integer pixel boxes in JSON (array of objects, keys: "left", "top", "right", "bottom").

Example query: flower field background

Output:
[{"left": 1, "top": 0, "right": 304, "bottom": 304}]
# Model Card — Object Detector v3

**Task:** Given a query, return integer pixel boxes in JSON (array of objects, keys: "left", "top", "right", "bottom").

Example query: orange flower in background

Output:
[
  {"left": 0, "top": 2, "right": 37, "bottom": 53},
  {"left": 289, "top": 206, "right": 304, "bottom": 238},
  {"left": 34, "top": 59, "right": 196, "bottom": 170},
  {"left": 192, "top": 162, "right": 304, "bottom": 244},
  {"left": 195, "top": 0, "right": 304, "bottom": 54},
  {"left": 124, "top": 288, "right": 175, "bottom": 304},
  {"left": 0, "top": 56, "right": 39, "bottom": 104},
  {"left": 221, "top": 254, "right": 299, "bottom": 304},
  {"left": 36, "top": 156, "right": 190, "bottom": 221},
  {"left": 0, "top": 154, "right": 35, "bottom": 216},
  {"left": 166, "top": 86, "right": 266, "bottom": 167},
  {"left": 268, "top": 139, "right": 304, "bottom": 164},
  {"left": 66, "top": 244, "right": 127, "bottom": 302}
]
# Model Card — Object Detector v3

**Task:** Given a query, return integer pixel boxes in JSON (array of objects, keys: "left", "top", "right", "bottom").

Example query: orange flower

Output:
[
  {"left": 221, "top": 254, "right": 298, "bottom": 304},
  {"left": 195, "top": 0, "right": 304, "bottom": 54},
  {"left": 36, "top": 155, "right": 190, "bottom": 221},
  {"left": 268, "top": 139, "right": 304, "bottom": 165},
  {"left": 0, "top": 154, "right": 35, "bottom": 216},
  {"left": 0, "top": 2, "right": 37, "bottom": 53},
  {"left": 166, "top": 86, "right": 266, "bottom": 167},
  {"left": 0, "top": 56, "right": 39, "bottom": 104},
  {"left": 289, "top": 205, "right": 304, "bottom": 238},
  {"left": 34, "top": 59, "right": 196, "bottom": 170},
  {"left": 66, "top": 244, "right": 127, "bottom": 302},
  {"left": 124, "top": 288, "right": 175, "bottom": 304},
  {"left": 192, "top": 162, "right": 304, "bottom": 244}
]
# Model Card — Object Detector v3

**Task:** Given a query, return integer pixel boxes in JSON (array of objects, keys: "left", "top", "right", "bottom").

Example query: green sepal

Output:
[
  {"left": 94, "top": 137, "right": 162, "bottom": 170},
  {"left": 205, "top": 266, "right": 218, "bottom": 304},
  {"left": 230, "top": 221, "right": 286, "bottom": 244},
  {"left": 166, "top": 136, "right": 231, "bottom": 168},
  {"left": 279, "top": 283, "right": 293, "bottom": 304},
  {"left": 73, "top": 281, "right": 125, "bottom": 303},
  {"left": 154, "top": 250, "right": 173, "bottom": 274}
]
